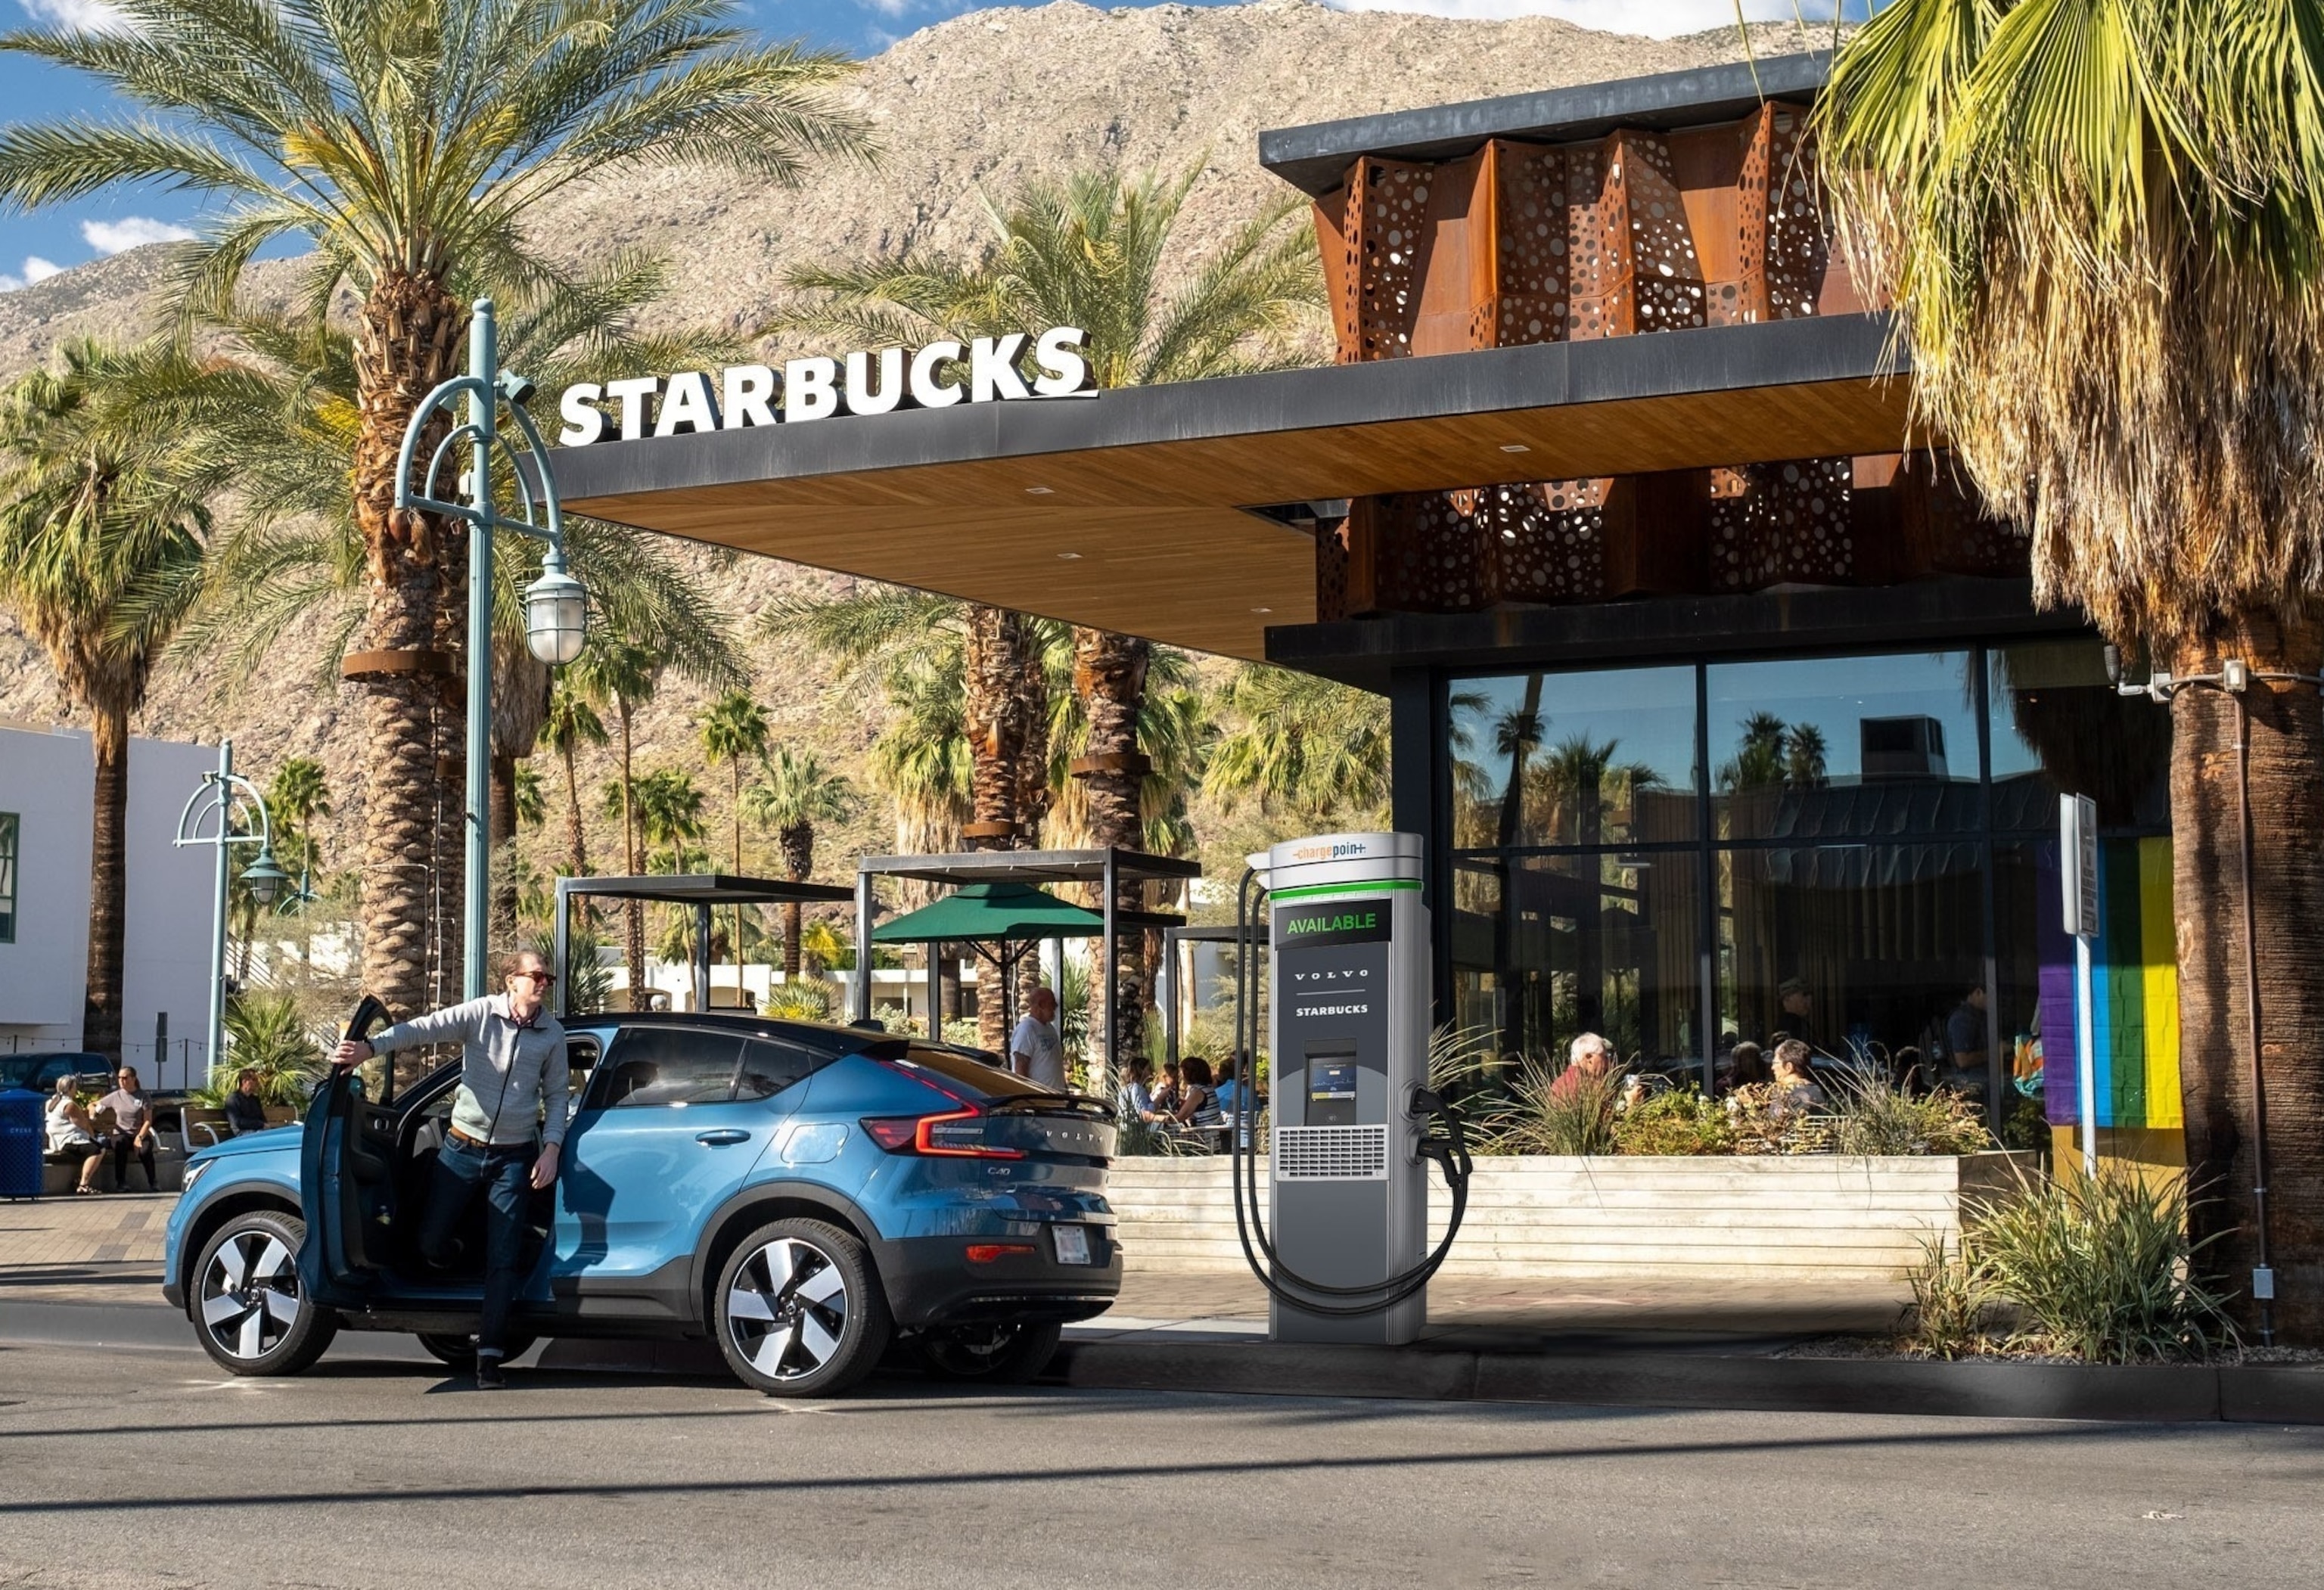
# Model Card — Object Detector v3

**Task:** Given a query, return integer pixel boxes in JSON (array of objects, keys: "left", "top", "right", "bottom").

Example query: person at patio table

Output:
[
  {"left": 1008, "top": 985, "right": 1067, "bottom": 1091},
  {"left": 1117, "top": 1055, "right": 1166, "bottom": 1123},
  {"left": 331, "top": 949, "right": 567, "bottom": 1390},
  {"left": 1173, "top": 1056, "right": 1224, "bottom": 1132},
  {"left": 1150, "top": 1061, "right": 1182, "bottom": 1116},
  {"left": 224, "top": 1067, "right": 269, "bottom": 1135},
  {"left": 1767, "top": 1039, "right": 1828, "bottom": 1120},
  {"left": 96, "top": 1065, "right": 160, "bottom": 1192},
  {"left": 44, "top": 1075, "right": 104, "bottom": 1194},
  {"left": 1549, "top": 1032, "right": 1616, "bottom": 1101},
  {"left": 1943, "top": 983, "right": 1991, "bottom": 1102}
]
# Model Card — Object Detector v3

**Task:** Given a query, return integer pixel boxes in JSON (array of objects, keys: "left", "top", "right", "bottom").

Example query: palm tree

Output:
[
  {"left": 0, "top": 340, "right": 207, "bottom": 1063},
  {"left": 1205, "top": 666, "right": 1391, "bottom": 824},
  {"left": 1817, "top": 0, "right": 2324, "bottom": 1337},
  {"left": 512, "top": 765, "right": 546, "bottom": 831},
  {"left": 573, "top": 638, "right": 663, "bottom": 1008},
  {"left": 0, "top": 0, "right": 872, "bottom": 1020},
  {"left": 788, "top": 162, "right": 1323, "bottom": 1070},
  {"left": 605, "top": 766, "right": 707, "bottom": 1005},
  {"left": 266, "top": 756, "right": 331, "bottom": 980},
  {"left": 541, "top": 679, "right": 607, "bottom": 880},
  {"left": 699, "top": 689, "right": 771, "bottom": 971},
  {"left": 742, "top": 749, "right": 856, "bottom": 979}
]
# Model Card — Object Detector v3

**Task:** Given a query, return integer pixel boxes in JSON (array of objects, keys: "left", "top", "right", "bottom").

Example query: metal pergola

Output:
[
  {"left": 1159, "top": 924, "right": 1244, "bottom": 1066},
  {"left": 852, "top": 848, "right": 1200, "bottom": 1074},
  {"left": 553, "top": 874, "right": 855, "bottom": 1020}
]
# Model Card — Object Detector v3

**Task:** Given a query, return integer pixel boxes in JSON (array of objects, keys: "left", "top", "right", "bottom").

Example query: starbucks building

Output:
[{"left": 550, "top": 55, "right": 2180, "bottom": 1164}]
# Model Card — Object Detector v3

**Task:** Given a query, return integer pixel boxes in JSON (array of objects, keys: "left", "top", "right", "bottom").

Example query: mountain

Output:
[{"left": 0, "top": 1, "right": 1810, "bottom": 888}]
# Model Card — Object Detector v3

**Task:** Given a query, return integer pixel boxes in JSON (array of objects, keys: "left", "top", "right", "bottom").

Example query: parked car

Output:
[
  {"left": 160, "top": 1011, "right": 1121, "bottom": 1395},
  {"left": 0, "top": 1053, "right": 106, "bottom": 1095}
]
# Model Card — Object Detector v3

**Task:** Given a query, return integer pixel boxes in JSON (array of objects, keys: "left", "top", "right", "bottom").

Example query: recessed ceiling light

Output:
[
  {"left": 1057, "top": 551, "right": 1082, "bottom": 561},
  {"left": 1024, "top": 485, "right": 1054, "bottom": 495},
  {"left": 1500, "top": 443, "right": 1531, "bottom": 454},
  {"left": 1251, "top": 606, "right": 1272, "bottom": 615}
]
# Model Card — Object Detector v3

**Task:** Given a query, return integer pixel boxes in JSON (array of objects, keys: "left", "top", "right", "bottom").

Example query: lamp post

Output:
[
  {"left": 393, "top": 298, "right": 586, "bottom": 1001},
  {"left": 173, "top": 739, "right": 290, "bottom": 1092}
]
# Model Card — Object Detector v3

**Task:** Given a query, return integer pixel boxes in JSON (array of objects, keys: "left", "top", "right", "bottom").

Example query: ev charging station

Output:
[{"left": 1230, "top": 833, "right": 1472, "bottom": 1346}]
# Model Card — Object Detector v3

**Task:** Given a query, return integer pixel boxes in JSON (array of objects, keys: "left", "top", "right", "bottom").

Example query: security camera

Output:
[{"left": 497, "top": 370, "right": 539, "bottom": 405}]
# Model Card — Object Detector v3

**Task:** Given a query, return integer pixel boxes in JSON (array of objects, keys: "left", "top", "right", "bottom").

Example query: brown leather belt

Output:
[{"left": 445, "top": 1126, "right": 498, "bottom": 1151}]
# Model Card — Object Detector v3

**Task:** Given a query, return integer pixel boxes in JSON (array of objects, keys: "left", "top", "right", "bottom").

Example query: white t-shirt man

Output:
[{"left": 1009, "top": 989, "right": 1067, "bottom": 1092}]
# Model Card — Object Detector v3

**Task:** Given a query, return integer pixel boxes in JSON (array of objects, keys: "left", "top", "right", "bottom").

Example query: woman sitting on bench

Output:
[{"left": 43, "top": 1075, "right": 104, "bottom": 1195}]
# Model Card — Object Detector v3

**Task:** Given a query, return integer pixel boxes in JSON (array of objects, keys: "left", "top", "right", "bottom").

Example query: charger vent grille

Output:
[{"left": 1272, "top": 1124, "right": 1389, "bottom": 1181}]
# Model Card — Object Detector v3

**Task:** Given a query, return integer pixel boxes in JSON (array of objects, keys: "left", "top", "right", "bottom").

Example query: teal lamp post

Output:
[
  {"left": 393, "top": 299, "right": 586, "bottom": 1001},
  {"left": 173, "top": 741, "right": 292, "bottom": 1090}
]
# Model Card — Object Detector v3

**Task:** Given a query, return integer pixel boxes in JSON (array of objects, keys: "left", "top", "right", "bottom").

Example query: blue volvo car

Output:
[{"left": 161, "top": 1011, "right": 1122, "bottom": 1395}]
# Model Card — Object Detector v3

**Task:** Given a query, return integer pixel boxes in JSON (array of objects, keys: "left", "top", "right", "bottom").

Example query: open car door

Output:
[{"left": 297, "top": 995, "right": 402, "bottom": 1310}]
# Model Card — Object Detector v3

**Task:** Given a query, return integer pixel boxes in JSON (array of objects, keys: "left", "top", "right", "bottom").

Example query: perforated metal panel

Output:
[{"left": 1272, "top": 1124, "right": 1390, "bottom": 1182}]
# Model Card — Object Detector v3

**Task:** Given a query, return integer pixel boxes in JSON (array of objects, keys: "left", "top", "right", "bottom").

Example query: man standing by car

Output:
[
  {"left": 332, "top": 950, "right": 567, "bottom": 1388},
  {"left": 1009, "top": 985, "right": 1066, "bottom": 1091}
]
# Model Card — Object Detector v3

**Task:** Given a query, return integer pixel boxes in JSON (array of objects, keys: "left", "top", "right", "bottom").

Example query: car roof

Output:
[{"left": 561, "top": 1009, "right": 908, "bottom": 1060}]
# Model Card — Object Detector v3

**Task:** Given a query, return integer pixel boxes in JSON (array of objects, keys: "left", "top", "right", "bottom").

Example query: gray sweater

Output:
[{"left": 370, "top": 995, "right": 569, "bottom": 1147}]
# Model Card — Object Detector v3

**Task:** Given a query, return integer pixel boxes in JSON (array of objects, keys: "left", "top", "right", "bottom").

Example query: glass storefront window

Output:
[
  {"left": 1717, "top": 841, "right": 1990, "bottom": 1088},
  {"left": 1448, "top": 666, "right": 1699, "bottom": 849},
  {"left": 1449, "top": 850, "right": 1703, "bottom": 1077},
  {"left": 1988, "top": 640, "right": 2170, "bottom": 831},
  {"left": 1707, "top": 651, "right": 1984, "bottom": 839}
]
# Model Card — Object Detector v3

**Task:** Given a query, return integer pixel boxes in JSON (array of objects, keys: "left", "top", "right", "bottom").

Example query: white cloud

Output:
[
  {"left": 17, "top": 0, "right": 132, "bottom": 33},
  {"left": 81, "top": 215, "right": 196, "bottom": 254},
  {"left": 1319, "top": 0, "right": 1828, "bottom": 39},
  {"left": 22, "top": 255, "right": 62, "bottom": 283}
]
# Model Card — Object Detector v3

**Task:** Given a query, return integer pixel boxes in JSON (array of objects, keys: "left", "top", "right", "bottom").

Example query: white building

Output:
[{"left": 0, "top": 721, "right": 217, "bottom": 1089}]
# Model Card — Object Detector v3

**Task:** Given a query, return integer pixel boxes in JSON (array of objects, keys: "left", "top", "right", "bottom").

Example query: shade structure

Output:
[{"left": 869, "top": 882, "right": 1105, "bottom": 945}]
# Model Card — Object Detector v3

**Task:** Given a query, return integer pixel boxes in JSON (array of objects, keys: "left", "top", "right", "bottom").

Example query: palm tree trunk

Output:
[
  {"left": 561, "top": 741, "right": 588, "bottom": 878},
  {"left": 1073, "top": 628, "right": 1151, "bottom": 1084},
  {"left": 2171, "top": 610, "right": 2324, "bottom": 1343},
  {"left": 350, "top": 272, "right": 465, "bottom": 1020},
  {"left": 81, "top": 704, "right": 129, "bottom": 1064},
  {"left": 732, "top": 762, "right": 745, "bottom": 993},
  {"left": 489, "top": 750, "right": 519, "bottom": 951},
  {"left": 780, "top": 823, "right": 813, "bottom": 980},
  {"left": 964, "top": 604, "right": 1030, "bottom": 1052},
  {"left": 619, "top": 703, "right": 645, "bottom": 1010}
]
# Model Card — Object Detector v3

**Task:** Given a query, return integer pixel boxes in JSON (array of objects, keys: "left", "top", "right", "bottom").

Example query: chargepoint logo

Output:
[
  {"left": 1287, "top": 840, "right": 1372, "bottom": 864},
  {"left": 556, "top": 327, "right": 1095, "bottom": 446}
]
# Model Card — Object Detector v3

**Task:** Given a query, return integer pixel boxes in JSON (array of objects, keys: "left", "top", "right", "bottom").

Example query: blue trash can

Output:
[{"left": 0, "top": 1087, "right": 42, "bottom": 1199}]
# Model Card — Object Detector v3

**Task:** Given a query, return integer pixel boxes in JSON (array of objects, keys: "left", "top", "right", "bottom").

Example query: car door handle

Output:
[{"left": 694, "top": 1129, "right": 750, "bottom": 1147}]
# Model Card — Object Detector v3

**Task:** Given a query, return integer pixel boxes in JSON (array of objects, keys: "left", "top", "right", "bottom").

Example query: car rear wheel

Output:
[
  {"left": 713, "top": 1219, "right": 890, "bottom": 1397},
  {"left": 416, "top": 1332, "right": 538, "bottom": 1370},
  {"left": 191, "top": 1210, "right": 337, "bottom": 1376},
  {"left": 912, "top": 1320, "right": 1064, "bottom": 1384}
]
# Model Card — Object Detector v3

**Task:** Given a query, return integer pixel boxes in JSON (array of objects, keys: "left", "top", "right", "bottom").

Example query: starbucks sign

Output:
[{"left": 556, "top": 326, "right": 1093, "bottom": 446}]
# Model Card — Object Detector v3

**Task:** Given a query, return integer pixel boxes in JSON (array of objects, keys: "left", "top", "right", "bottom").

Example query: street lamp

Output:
[
  {"left": 172, "top": 739, "right": 287, "bottom": 1093},
  {"left": 393, "top": 298, "right": 586, "bottom": 998}
]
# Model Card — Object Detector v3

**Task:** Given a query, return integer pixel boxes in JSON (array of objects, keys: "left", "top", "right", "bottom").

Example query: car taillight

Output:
[{"left": 859, "top": 1107, "right": 1026, "bottom": 1160}]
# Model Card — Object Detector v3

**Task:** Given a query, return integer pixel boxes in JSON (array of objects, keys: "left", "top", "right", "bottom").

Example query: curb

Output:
[{"left": 1049, "top": 1340, "right": 2324, "bottom": 1425}]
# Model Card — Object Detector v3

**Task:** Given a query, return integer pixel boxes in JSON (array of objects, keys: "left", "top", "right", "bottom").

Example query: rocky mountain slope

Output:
[{"left": 0, "top": 2, "right": 1818, "bottom": 887}]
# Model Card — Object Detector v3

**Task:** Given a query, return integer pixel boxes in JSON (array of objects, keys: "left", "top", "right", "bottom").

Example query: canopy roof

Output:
[
  {"left": 868, "top": 881, "right": 1106, "bottom": 944},
  {"left": 555, "top": 873, "right": 855, "bottom": 906}
]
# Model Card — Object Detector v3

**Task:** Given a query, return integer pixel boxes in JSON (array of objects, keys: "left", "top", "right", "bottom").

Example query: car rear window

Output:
[{"left": 893, "top": 1045, "right": 1054, "bottom": 1099}]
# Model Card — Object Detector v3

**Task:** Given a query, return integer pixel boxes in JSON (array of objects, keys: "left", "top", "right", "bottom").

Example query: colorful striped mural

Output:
[{"left": 2037, "top": 836, "right": 2182, "bottom": 1129}]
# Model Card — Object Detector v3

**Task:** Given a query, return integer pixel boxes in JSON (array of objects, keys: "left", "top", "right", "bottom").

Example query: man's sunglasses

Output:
[{"left": 512, "top": 970, "right": 557, "bottom": 985}]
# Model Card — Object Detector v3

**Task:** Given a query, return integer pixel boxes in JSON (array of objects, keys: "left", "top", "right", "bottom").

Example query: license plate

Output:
[{"left": 1052, "top": 1225, "right": 1092, "bottom": 1265}]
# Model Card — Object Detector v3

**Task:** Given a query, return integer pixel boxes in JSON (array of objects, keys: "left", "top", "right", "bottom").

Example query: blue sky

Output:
[{"left": 0, "top": 0, "right": 1835, "bottom": 291}]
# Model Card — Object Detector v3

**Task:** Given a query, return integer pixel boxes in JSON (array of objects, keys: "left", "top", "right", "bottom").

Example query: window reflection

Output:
[
  {"left": 1451, "top": 851, "right": 1702, "bottom": 1076},
  {"left": 1448, "top": 666, "right": 1698, "bottom": 848},
  {"left": 1709, "top": 652, "right": 1983, "bottom": 839},
  {"left": 1989, "top": 641, "right": 2169, "bottom": 830}
]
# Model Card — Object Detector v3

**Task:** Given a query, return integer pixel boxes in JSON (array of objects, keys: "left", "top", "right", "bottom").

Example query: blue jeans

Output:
[{"left": 418, "top": 1138, "right": 533, "bottom": 1357}]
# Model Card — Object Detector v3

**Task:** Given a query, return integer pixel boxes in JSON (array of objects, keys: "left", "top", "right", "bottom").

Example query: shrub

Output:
[
  {"left": 760, "top": 977, "right": 840, "bottom": 1022},
  {"left": 1822, "top": 1073, "right": 1994, "bottom": 1157},
  {"left": 1968, "top": 1166, "right": 2235, "bottom": 1362},
  {"left": 1903, "top": 1234, "right": 2001, "bottom": 1359},
  {"left": 1476, "top": 1054, "right": 1619, "bottom": 1156},
  {"left": 1612, "top": 1086, "right": 1735, "bottom": 1156},
  {"left": 201, "top": 990, "right": 325, "bottom": 1106}
]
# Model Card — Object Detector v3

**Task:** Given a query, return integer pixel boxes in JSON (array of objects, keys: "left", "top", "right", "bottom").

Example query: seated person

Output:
[
  {"left": 97, "top": 1065, "right": 160, "bottom": 1192},
  {"left": 1211, "top": 1056, "right": 1246, "bottom": 1119},
  {"left": 1767, "top": 1039, "right": 1829, "bottom": 1120},
  {"left": 1549, "top": 1032, "right": 1617, "bottom": 1102},
  {"left": 1720, "top": 1041, "right": 1769, "bottom": 1095},
  {"left": 1116, "top": 1056, "right": 1164, "bottom": 1124},
  {"left": 1173, "top": 1056, "right": 1224, "bottom": 1132},
  {"left": 1150, "top": 1061, "right": 1182, "bottom": 1117},
  {"left": 43, "top": 1076, "right": 104, "bottom": 1195},
  {"left": 1943, "top": 983, "right": 1990, "bottom": 1100},
  {"left": 223, "top": 1067, "right": 269, "bottom": 1135}
]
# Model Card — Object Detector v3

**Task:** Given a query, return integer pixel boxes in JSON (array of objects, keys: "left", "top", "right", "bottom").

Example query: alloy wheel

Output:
[
  {"left": 724, "top": 1236, "right": 850, "bottom": 1383},
  {"left": 200, "top": 1229, "right": 303, "bottom": 1362}
]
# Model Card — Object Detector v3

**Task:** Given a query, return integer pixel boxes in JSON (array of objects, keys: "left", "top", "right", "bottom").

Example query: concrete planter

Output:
[{"left": 1106, "top": 1151, "right": 2037, "bottom": 1283}]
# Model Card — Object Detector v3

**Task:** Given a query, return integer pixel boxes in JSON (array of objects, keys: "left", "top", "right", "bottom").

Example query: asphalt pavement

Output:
[{"left": 3, "top": 1335, "right": 2319, "bottom": 1590}]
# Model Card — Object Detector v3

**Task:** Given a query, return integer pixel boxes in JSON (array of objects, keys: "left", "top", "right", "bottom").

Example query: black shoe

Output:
[{"left": 475, "top": 1356, "right": 507, "bottom": 1390}]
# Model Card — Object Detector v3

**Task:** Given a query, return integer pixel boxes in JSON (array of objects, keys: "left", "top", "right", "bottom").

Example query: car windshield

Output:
[{"left": 890, "top": 1045, "right": 1055, "bottom": 1100}]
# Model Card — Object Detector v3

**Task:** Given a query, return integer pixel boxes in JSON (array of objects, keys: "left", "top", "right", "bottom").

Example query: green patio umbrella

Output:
[{"left": 870, "top": 883, "right": 1101, "bottom": 1049}]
